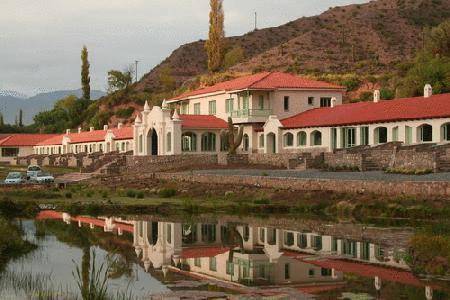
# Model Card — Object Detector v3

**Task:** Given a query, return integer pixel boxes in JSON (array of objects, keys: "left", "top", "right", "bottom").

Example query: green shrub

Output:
[
  {"left": 65, "top": 192, "right": 72, "bottom": 199},
  {"left": 253, "top": 198, "right": 271, "bottom": 205},
  {"left": 136, "top": 191, "right": 145, "bottom": 199},
  {"left": 158, "top": 188, "right": 176, "bottom": 198},
  {"left": 115, "top": 107, "right": 135, "bottom": 119},
  {"left": 101, "top": 191, "right": 109, "bottom": 199},
  {"left": 126, "top": 189, "right": 137, "bottom": 198}
]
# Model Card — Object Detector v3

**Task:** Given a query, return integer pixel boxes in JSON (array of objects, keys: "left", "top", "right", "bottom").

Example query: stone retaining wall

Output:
[
  {"left": 156, "top": 172, "right": 450, "bottom": 197},
  {"left": 124, "top": 154, "right": 218, "bottom": 174},
  {"left": 324, "top": 152, "right": 363, "bottom": 169}
]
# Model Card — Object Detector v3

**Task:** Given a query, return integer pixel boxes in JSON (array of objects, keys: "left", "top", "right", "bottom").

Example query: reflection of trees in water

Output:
[{"left": 35, "top": 220, "right": 134, "bottom": 283}]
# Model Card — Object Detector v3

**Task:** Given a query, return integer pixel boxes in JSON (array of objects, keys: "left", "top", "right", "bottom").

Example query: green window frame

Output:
[
  {"left": 209, "top": 257, "right": 217, "bottom": 271},
  {"left": 259, "top": 134, "right": 264, "bottom": 148},
  {"left": 226, "top": 261, "right": 234, "bottom": 275},
  {"left": 405, "top": 126, "right": 412, "bottom": 144},
  {"left": 360, "top": 127, "right": 369, "bottom": 146},
  {"left": 194, "top": 103, "right": 200, "bottom": 115},
  {"left": 194, "top": 257, "right": 201, "bottom": 267},
  {"left": 225, "top": 99, "right": 234, "bottom": 114},
  {"left": 201, "top": 132, "right": 216, "bottom": 152},
  {"left": 208, "top": 100, "right": 216, "bottom": 115},
  {"left": 283, "top": 133, "right": 294, "bottom": 147},
  {"left": 181, "top": 103, "right": 189, "bottom": 114},
  {"left": 258, "top": 95, "right": 264, "bottom": 110},
  {"left": 320, "top": 97, "right": 332, "bottom": 107}
]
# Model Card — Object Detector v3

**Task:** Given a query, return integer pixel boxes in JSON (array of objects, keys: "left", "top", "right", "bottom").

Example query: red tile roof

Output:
[
  {"left": 306, "top": 258, "right": 423, "bottom": 287},
  {"left": 180, "top": 246, "right": 230, "bottom": 259},
  {"left": 180, "top": 114, "right": 228, "bottom": 129},
  {"left": 0, "top": 134, "right": 59, "bottom": 147},
  {"left": 281, "top": 93, "right": 450, "bottom": 129},
  {"left": 171, "top": 72, "right": 344, "bottom": 101},
  {"left": 37, "top": 127, "right": 133, "bottom": 146}
]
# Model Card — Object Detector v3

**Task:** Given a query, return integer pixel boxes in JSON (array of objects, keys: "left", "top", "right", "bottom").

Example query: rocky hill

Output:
[
  {"left": 135, "top": 0, "right": 450, "bottom": 94},
  {"left": 87, "top": 0, "right": 450, "bottom": 128}
]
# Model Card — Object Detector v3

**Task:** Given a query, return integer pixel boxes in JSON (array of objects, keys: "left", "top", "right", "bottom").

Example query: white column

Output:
[
  {"left": 412, "top": 126, "right": 418, "bottom": 144},
  {"left": 432, "top": 123, "right": 441, "bottom": 143},
  {"left": 355, "top": 127, "right": 361, "bottom": 146}
]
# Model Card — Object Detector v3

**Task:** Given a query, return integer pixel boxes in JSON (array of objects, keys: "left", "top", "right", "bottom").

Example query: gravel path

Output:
[{"left": 185, "top": 169, "right": 450, "bottom": 182}]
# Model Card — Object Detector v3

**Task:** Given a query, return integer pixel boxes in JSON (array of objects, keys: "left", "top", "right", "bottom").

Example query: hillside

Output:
[
  {"left": 87, "top": 0, "right": 450, "bottom": 127},
  {"left": 0, "top": 89, "right": 105, "bottom": 125}
]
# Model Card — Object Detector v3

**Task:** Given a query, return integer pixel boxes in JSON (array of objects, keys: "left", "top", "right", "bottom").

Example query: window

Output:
[
  {"left": 332, "top": 237, "right": 338, "bottom": 252},
  {"left": 225, "top": 99, "right": 234, "bottom": 114},
  {"left": 201, "top": 132, "right": 216, "bottom": 152},
  {"left": 226, "top": 261, "right": 234, "bottom": 275},
  {"left": 284, "top": 232, "right": 294, "bottom": 246},
  {"left": 209, "top": 257, "right": 217, "bottom": 271},
  {"left": 194, "top": 258, "right": 201, "bottom": 267},
  {"left": 1, "top": 148, "right": 19, "bottom": 157},
  {"left": 298, "top": 131, "right": 307, "bottom": 146},
  {"left": 442, "top": 123, "right": 450, "bottom": 141},
  {"left": 311, "top": 235, "right": 322, "bottom": 251},
  {"left": 182, "top": 132, "right": 197, "bottom": 152},
  {"left": 242, "top": 95, "right": 249, "bottom": 110},
  {"left": 321, "top": 268, "right": 332, "bottom": 276},
  {"left": 284, "top": 96, "right": 290, "bottom": 111},
  {"left": 320, "top": 97, "right": 332, "bottom": 107},
  {"left": 284, "top": 263, "right": 290, "bottom": 280},
  {"left": 374, "top": 127, "right": 388, "bottom": 144},
  {"left": 360, "top": 127, "right": 369, "bottom": 146},
  {"left": 392, "top": 127, "right": 399, "bottom": 142},
  {"left": 259, "top": 228, "right": 265, "bottom": 243},
  {"left": 243, "top": 134, "right": 249, "bottom": 152},
  {"left": 166, "top": 224, "right": 172, "bottom": 244},
  {"left": 419, "top": 124, "right": 433, "bottom": 142},
  {"left": 283, "top": 133, "right": 294, "bottom": 147},
  {"left": 181, "top": 103, "right": 189, "bottom": 114},
  {"left": 166, "top": 132, "right": 172, "bottom": 152},
  {"left": 243, "top": 226, "right": 250, "bottom": 241},
  {"left": 258, "top": 95, "right": 264, "bottom": 110},
  {"left": 344, "top": 127, "right": 356, "bottom": 148},
  {"left": 405, "top": 126, "right": 413, "bottom": 144},
  {"left": 308, "top": 97, "right": 314, "bottom": 105},
  {"left": 311, "top": 131, "right": 322, "bottom": 146},
  {"left": 259, "top": 134, "right": 264, "bottom": 148},
  {"left": 138, "top": 135, "right": 143, "bottom": 153},
  {"left": 208, "top": 100, "right": 216, "bottom": 115},
  {"left": 297, "top": 233, "right": 307, "bottom": 248},
  {"left": 308, "top": 269, "right": 315, "bottom": 277},
  {"left": 194, "top": 103, "right": 201, "bottom": 115}
]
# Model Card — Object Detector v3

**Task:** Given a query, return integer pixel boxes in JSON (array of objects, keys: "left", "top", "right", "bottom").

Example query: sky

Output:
[{"left": 0, "top": 0, "right": 367, "bottom": 96}]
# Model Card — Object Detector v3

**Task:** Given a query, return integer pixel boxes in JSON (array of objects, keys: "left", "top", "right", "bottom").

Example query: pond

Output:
[{"left": 1, "top": 211, "right": 449, "bottom": 299}]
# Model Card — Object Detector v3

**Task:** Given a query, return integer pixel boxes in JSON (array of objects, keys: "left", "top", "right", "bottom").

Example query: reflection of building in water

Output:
[{"left": 36, "top": 211, "right": 437, "bottom": 298}]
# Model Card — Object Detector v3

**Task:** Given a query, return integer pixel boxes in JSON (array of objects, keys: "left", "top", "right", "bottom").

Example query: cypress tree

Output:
[
  {"left": 205, "top": 0, "right": 225, "bottom": 72},
  {"left": 81, "top": 45, "right": 91, "bottom": 100},
  {"left": 19, "top": 109, "right": 23, "bottom": 127},
  {"left": 0, "top": 113, "right": 4, "bottom": 127}
]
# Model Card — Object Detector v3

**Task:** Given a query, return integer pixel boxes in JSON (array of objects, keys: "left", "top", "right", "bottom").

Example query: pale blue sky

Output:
[{"left": 0, "top": 0, "right": 366, "bottom": 95}]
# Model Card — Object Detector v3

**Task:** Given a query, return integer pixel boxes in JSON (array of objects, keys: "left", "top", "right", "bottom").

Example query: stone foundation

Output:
[{"left": 157, "top": 172, "right": 450, "bottom": 198}]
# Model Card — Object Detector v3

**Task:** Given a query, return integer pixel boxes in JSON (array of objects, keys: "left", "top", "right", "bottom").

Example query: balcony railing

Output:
[{"left": 230, "top": 109, "right": 272, "bottom": 118}]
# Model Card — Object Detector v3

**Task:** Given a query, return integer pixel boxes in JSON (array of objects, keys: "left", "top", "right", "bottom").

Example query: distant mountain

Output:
[{"left": 0, "top": 89, "right": 105, "bottom": 125}]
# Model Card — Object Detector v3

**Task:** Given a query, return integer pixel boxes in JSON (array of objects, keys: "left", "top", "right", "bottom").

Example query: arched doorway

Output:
[
  {"left": 147, "top": 129, "right": 158, "bottom": 155},
  {"left": 266, "top": 133, "right": 276, "bottom": 154}
]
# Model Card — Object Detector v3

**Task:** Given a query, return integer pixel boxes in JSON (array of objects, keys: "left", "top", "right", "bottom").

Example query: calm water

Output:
[{"left": 1, "top": 211, "right": 449, "bottom": 299}]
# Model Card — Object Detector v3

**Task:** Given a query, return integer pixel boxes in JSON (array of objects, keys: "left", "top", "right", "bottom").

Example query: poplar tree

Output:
[
  {"left": 81, "top": 45, "right": 91, "bottom": 100},
  {"left": 205, "top": 0, "right": 225, "bottom": 72},
  {"left": 19, "top": 109, "right": 23, "bottom": 127},
  {"left": 0, "top": 113, "right": 4, "bottom": 126}
]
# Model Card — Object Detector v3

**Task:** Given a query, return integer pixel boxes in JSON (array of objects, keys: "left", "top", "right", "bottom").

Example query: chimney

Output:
[
  {"left": 89, "top": 127, "right": 95, "bottom": 132},
  {"left": 117, "top": 122, "right": 123, "bottom": 129},
  {"left": 103, "top": 125, "right": 108, "bottom": 131},
  {"left": 66, "top": 129, "right": 71, "bottom": 135},
  {"left": 78, "top": 127, "right": 82, "bottom": 134},
  {"left": 331, "top": 97, "right": 337, "bottom": 108},
  {"left": 373, "top": 90, "right": 380, "bottom": 103},
  {"left": 424, "top": 84, "right": 432, "bottom": 98}
]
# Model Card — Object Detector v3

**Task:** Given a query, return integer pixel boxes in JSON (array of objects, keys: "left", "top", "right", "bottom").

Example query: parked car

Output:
[
  {"left": 4, "top": 172, "right": 26, "bottom": 184},
  {"left": 27, "top": 165, "right": 42, "bottom": 179},
  {"left": 31, "top": 172, "right": 55, "bottom": 184}
]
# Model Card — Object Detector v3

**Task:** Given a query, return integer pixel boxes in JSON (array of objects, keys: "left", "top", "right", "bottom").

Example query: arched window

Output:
[
  {"left": 297, "top": 131, "right": 307, "bottom": 146},
  {"left": 283, "top": 133, "right": 294, "bottom": 147},
  {"left": 259, "top": 134, "right": 264, "bottom": 148},
  {"left": 220, "top": 132, "right": 229, "bottom": 151},
  {"left": 243, "top": 134, "right": 249, "bottom": 152},
  {"left": 418, "top": 124, "right": 433, "bottom": 142},
  {"left": 441, "top": 123, "right": 450, "bottom": 142},
  {"left": 284, "top": 232, "right": 294, "bottom": 246},
  {"left": 310, "top": 130, "right": 322, "bottom": 146},
  {"left": 374, "top": 127, "right": 388, "bottom": 144},
  {"left": 201, "top": 132, "right": 216, "bottom": 152},
  {"left": 182, "top": 132, "right": 197, "bottom": 152},
  {"left": 166, "top": 132, "right": 172, "bottom": 152}
]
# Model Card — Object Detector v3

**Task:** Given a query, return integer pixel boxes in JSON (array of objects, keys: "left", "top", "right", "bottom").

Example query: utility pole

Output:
[
  {"left": 254, "top": 12, "right": 258, "bottom": 31},
  {"left": 135, "top": 60, "right": 139, "bottom": 83}
]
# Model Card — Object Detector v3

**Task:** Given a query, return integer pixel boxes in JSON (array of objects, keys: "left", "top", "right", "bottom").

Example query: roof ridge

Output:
[{"left": 247, "top": 71, "right": 274, "bottom": 89}]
